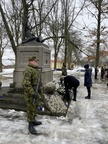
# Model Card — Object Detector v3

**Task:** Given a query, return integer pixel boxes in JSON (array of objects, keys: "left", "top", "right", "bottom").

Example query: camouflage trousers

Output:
[
  {"left": 24, "top": 85, "right": 54, "bottom": 122},
  {"left": 24, "top": 94, "right": 39, "bottom": 122}
]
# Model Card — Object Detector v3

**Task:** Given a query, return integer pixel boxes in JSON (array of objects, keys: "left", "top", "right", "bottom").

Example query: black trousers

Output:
[
  {"left": 87, "top": 86, "right": 91, "bottom": 97},
  {"left": 65, "top": 85, "right": 78, "bottom": 101},
  {"left": 95, "top": 73, "right": 98, "bottom": 79}
]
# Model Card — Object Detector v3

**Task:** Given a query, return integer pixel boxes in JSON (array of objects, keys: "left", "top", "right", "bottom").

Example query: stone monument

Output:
[
  {"left": 13, "top": 40, "right": 53, "bottom": 88},
  {"left": 13, "top": 4, "right": 53, "bottom": 88}
]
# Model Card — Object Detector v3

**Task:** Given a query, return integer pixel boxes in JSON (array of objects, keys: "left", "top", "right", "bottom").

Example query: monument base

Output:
[
  {"left": 13, "top": 68, "right": 53, "bottom": 88},
  {"left": 13, "top": 41, "right": 53, "bottom": 88}
]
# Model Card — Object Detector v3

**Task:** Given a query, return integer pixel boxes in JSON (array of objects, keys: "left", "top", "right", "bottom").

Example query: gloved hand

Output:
[{"left": 33, "top": 92, "right": 38, "bottom": 100}]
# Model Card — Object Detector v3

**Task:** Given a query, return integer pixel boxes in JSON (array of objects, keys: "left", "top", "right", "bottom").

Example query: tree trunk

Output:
[
  {"left": 0, "top": 47, "right": 2, "bottom": 72},
  {"left": 0, "top": 4, "right": 16, "bottom": 56},
  {"left": 95, "top": 1, "right": 101, "bottom": 67},
  {"left": 54, "top": 46, "right": 57, "bottom": 70},
  {"left": 0, "top": 26, "right": 2, "bottom": 72},
  {"left": 64, "top": 0, "right": 68, "bottom": 65}
]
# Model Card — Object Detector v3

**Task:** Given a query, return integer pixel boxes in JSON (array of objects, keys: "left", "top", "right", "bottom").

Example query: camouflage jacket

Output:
[
  {"left": 22, "top": 64, "right": 40, "bottom": 96},
  {"left": 62, "top": 66, "right": 67, "bottom": 76}
]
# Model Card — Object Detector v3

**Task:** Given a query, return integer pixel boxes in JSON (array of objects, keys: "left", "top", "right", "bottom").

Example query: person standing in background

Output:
[
  {"left": 94, "top": 66, "right": 99, "bottom": 79},
  {"left": 101, "top": 66, "right": 105, "bottom": 80},
  {"left": 84, "top": 64, "right": 92, "bottom": 99},
  {"left": 60, "top": 62, "right": 67, "bottom": 85},
  {"left": 62, "top": 62, "right": 67, "bottom": 76}
]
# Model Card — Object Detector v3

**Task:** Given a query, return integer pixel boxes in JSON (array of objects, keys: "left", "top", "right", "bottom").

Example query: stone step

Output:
[
  {"left": 0, "top": 101, "right": 26, "bottom": 111},
  {"left": 0, "top": 93, "right": 52, "bottom": 116},
  {"left": 0, "top": 100, "right": 52, "bottom": 116},
  {"left": 6, "top": 93, "right": 25, "bottom": 98},
  {"left": 0, "top": 97, "right": 25, "bottom": 105},
  {"left": 0, "top": 89, "right": 26, "bottom": 112},
  {"left": 0, "top": 87, "right": 66, "bottom": 116}
]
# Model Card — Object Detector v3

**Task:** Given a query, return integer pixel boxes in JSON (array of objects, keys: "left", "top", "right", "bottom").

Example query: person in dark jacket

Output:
[
  {"left": 62, "top": 62, "right": 67, "bottom": 76},
  {"left": 94, "top": 66, "right": 99, "bottom": 79},
  {"left": 84, "top": 64, "right": 92, "bottom": 99},
  {"left": 101, "top": 66, "right": 105, "bottom": 79},
  {"left": 64, "top": 75, "right": 80, "bottom": 102}
]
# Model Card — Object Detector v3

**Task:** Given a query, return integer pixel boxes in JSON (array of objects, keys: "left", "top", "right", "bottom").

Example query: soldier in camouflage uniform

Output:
[
  {"left": 22, "top": 56, "right": 42, "bottom": 135},
  {"left": 62, "top": 62, "right": 67, "bottom": 76},
  {"left": 60, "top": 63, "right": 67, "bottom": 85}
]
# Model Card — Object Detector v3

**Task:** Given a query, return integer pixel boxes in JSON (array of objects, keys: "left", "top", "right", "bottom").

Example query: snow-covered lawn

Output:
[{"left": 0, "top": 69, "right": 108, "bottom": 144}]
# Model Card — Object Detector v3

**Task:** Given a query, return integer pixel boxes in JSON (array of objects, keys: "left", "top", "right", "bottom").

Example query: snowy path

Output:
[{"left": 0, "top": 73, "right": 108, "bottom": 144}]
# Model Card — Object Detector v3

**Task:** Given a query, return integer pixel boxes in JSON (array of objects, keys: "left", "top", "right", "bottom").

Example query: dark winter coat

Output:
[
  {"left": 84, "top": 68, "right": 92, "bottom": 87},
  {"left": 64, "top": 75, "right": 80, "bottom": 89}
]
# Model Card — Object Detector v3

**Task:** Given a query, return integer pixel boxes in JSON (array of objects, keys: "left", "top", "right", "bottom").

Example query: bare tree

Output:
[
  {"left": 84, "top": 0, "right": 108, "bottom": 66},
  {"left": 0, "top": 2, "right": 16, "bottom": 55},
  {"left": 60, "top": 0, "right": 86, "bottom": 67},
  {"left": 0, "top": 0, "right": 92, "bottom": 70},
  {"left": 0, "top": 22, "right": 8, "bottom": 71},
  {"left": 0, "top": 0, "right": 59, "bottom": 59},
  {"left": 44, "top": 0, "right": 64, "bottom": 69},
  {"left": 22, "top": 0, "right": 34, "bottom": 40}
]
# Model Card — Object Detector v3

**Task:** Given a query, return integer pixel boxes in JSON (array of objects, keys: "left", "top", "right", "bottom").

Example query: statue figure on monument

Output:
[{"left": 22, "top": 2, "right": 44, "bottom": 43}]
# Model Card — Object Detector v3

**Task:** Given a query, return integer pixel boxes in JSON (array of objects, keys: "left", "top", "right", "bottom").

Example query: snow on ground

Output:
[
  {"left": 0, "top": 68, "right": 14, "bottom": 77},
  {"left": 2, "top": 48, "right": 15, "bottom": 66},
  {"left": 0, "top": 68, "right": 14, "bottom": 87},
  {"left": 0, "top": 69, "right": 108, "bottom": 144}
]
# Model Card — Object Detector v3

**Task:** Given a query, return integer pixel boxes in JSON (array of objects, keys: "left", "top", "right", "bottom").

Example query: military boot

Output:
[
  {"left": 28, "top": 122, "right": 37, "bottom": 135},
  {"left": 33, "top": 120, "right": 42, "bottom": 126}
]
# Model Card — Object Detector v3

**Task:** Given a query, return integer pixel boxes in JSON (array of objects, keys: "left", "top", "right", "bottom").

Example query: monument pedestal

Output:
[{"left": 13, "top": 41, "right": 53, "bottom": 88}]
